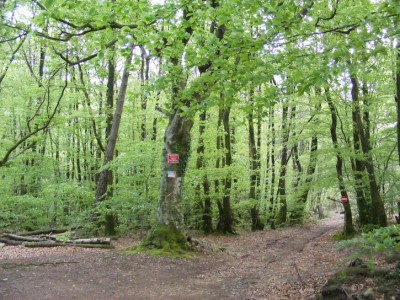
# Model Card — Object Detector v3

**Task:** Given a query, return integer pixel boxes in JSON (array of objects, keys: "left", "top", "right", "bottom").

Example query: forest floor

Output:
[{"left": 0, "top": 212, "right": 355, "bottom": 300}]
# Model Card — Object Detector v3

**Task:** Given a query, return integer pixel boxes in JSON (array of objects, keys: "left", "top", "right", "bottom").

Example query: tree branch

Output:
[
  {"left": 0, "top": 36, "right": 26, "bottom": 86},
  {"left": 0, "top": 67, "right": 68, "bottom": 167}
]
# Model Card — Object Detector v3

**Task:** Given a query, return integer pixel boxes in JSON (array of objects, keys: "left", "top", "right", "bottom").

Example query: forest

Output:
[{"left": 0, "top": 0, "right": 399, "bottom": 247}]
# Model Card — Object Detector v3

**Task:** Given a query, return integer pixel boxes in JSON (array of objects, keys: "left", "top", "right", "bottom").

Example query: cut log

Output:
[{"left": 73, "top": 238, "right": 111, "bottom": 245}]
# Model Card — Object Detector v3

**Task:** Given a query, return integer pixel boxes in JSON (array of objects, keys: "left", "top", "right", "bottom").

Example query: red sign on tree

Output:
[
  {"left": 341, "top": 195, "right": 348, "bottom": 204},
  {"left": 167, "top": 153, "right": 179, "bottom": 164}
]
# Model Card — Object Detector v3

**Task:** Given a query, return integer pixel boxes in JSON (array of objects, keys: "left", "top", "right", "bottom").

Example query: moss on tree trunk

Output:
[{"left": 143, "top": 224, "right": 188, "bottom": 251}]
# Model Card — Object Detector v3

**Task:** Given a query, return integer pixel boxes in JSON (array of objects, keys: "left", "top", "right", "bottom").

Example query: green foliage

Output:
[
  {"left": 53, "top": 231, "right": 73, "bottom": 243},
  {"left": 338, "top": 225, "right": 400, "bottom": 260},
  {"left": 0, "top": 0, "right": 399, "bottom": 237},
  {"left": 0, "top": 195, "right": 52, "bottom": 231}
]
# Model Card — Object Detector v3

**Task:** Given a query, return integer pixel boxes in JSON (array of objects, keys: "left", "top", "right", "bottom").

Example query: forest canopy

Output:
[{"left": 0, "top": 0, "right": 399, "bottom": 239}]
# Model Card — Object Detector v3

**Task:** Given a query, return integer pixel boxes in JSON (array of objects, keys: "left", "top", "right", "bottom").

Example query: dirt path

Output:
[{"left": 0, "top": 212, "right": 348, "bottom": 300}]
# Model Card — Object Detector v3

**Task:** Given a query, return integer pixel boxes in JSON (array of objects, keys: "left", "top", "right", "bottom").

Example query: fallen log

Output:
[
  {"left": 3, "top": 233, "right": 44, "bottom": 242},
  {"left": 24, "top": 241, "right": 65, "bottom": 247},
  {"left": 2, "top": 261, "right": 79, "bottom": 269},
  {"left": 73, "top": 243, "right": 114, "bottom": 249},
  {"left": 17, "top": 228, "right": 71, "bottom": 236},
  {"left": 0, "top": 238, "right": 24, "bottom": 246},
  {"left": 23, "top": 241, "right": 113, "bottom": 249}
]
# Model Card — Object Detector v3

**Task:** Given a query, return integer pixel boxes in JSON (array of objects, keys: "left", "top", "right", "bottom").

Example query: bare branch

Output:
[
  {"left": 52, "top": 39, "right": 117, "bottom": 66},
  {"left": 0, "top": 36, "right": 26, "bottom": 86}
]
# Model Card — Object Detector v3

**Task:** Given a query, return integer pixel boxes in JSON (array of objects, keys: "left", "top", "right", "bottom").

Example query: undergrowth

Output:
[{"left": 337, "top": 224, "right": 400, "bottom": 261}]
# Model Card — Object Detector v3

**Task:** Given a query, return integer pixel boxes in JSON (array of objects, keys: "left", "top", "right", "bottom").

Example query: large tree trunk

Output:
[
  {"left": 326, "top": 89, "right": 355, "bottom": 236},
  {"left": 349, "top": 66, "right": 387, "bottom": 227},
  {"left": 94, "top": 47, "right": 134, "bottom": 235},
  {"left": 143, "top": 109, "right": 194, "bottom": 249},
  {"left": 157, "top": 111, "right": 194, "bottom": 227}
]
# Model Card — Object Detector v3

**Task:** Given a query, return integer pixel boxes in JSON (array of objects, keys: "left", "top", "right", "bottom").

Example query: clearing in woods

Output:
[{"left": 0, "top": 212, "right": 347, "bottom": 300}]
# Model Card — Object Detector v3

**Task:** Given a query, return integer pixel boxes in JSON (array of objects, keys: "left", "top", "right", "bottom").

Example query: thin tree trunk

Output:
[
  {"left": 140, "top": 46, "right": 150, "bottom": 141},
  {"left": 276, "top": 102, "right": 289, "bottom": 225},
  {"left": 292, "top": 102, "right": 320, "bottom": 223},
  {"left": 218, "top": 104, "right": 234, "bottom": 233},
  {"left": 94, "top": 47, "right": 134, "bottom": 235},
  {"left": 196, "top": 110, "right": 212, "bottom": 233},
  {"left": 267, "top": 107, "right": 276, "bottom": 229},
  {"left": 152, "top": 58, "right": 163, "bottom": 141},
  {"left": 248, "top": 89, "right": 264, "bottom": 231},
  {"left": 351, "top": 103, "right": 369, "bottom": 226},
  {"left": 326, "top": 89, "right": 355, "bottom": 236},
  {"left": 395, "top": 40, "right": 400, "bottom": 165}
]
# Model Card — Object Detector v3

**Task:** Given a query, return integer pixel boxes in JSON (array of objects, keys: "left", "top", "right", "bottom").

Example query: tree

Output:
[{"left": 349, "top": 65, "right": 387, "bottom": 227}]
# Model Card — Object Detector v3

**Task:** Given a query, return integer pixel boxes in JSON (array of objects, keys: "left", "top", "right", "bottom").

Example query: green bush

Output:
[{"left": 338, "top": 225, "right": 400, "bottom": 259}]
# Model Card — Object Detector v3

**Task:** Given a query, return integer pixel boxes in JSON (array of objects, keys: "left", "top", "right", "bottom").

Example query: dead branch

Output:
[
  {"left": 1, "top": 261, "right": 79, "bottom": 269},
  {"left": 293, "top": 262, "right": 306, "bottom": 289}
]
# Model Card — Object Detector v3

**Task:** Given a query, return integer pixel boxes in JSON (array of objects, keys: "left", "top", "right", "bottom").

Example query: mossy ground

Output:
[
  {"left": 331, "top": 231, "right": 357, "bottom": 241},
  {"left": 124, "top": 224, "right": 195, "bottom": 259}
]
